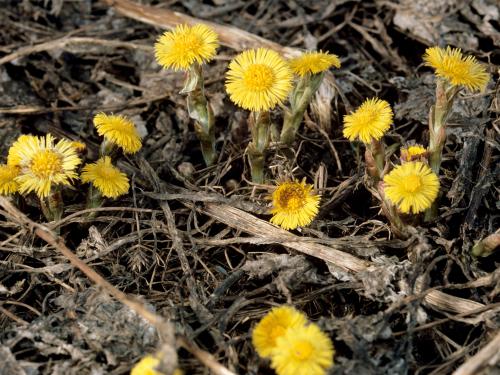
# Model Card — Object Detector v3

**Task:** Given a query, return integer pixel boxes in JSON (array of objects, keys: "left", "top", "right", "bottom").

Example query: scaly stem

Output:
[
  {"left": 281, "top": 73, "right": 324, "bottom": 145},
  {"left": 377, "top": 182, "right": 409, "bottom": 239},
  {"left": 84, "top": 184, "right": 103, "bottom": 220},
  {"left": 425, "top": 81, "right": 460, "bottom": 221},
  {"left": 365, "top": 139, "right": 385, "bottom": 183},
  {"left": 184, "top": 63, "right": 216, "bottom": 166},
  {"left": 40, "top": 186, "right": 64, "bottom": 226},
  {"left": 248, "top": 111, "right": 271, "bottom": 184}
]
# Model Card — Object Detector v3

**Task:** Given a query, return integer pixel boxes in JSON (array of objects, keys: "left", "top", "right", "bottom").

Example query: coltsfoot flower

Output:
[
  {"left": 271, "top": 323, "right": 335, "bottom": 375},
  {"left": 343, "top": 97, "right": 393, "bottom": 144},
  {"left": 225, "top": 48, "right": 293, "bottom": 111},
  {"left": 154, "top": 24, "right": 219, "bottom": 71},
  {"left": 423, "top": 46, "right": 489, "bottom": 92},
  {"left": 289, "top": 51, "right": 341, "bottom": 77},
  {"left": 131, "top": 355, "right": 183, "bottom": 375},
  {"left": 81, "top": 156, "right": 129, "bottom": 198},
  {"left": 252, "top": 305, "right": 308, "bottom": 358},
  {"left": 383, "top": 161, "right": 439, "bottom": 214},
  {"left": 93, "top": 113, "right": 142, "bottom": 154},
  {"left": 400, "top": 144, "right": 427, "bottom": 163},
  {"left": 8, "top": 134, "right": 81, "bottom": 198},
  {"left": 70, "top": 141, "right": 87, "bottom": 152},
  {"left": 0, "top": 164, "right": 20, "bottom": 195},
  {"left": 270, "top": 179, "right": 320, "bottom": 230}
]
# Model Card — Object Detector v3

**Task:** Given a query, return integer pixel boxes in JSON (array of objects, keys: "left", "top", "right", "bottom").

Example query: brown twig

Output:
[
  {"left": 102, "top": 0, "right": 298, "bottom": 57},
  {"left": 201, "top": 201, "right": 489, "bottom": 316},
  {"left": 0, "top": 198, "right": 168, "bottom": 328},
  {"left": 0, "top": 36, "right": 151, "bottom": 66},
  {"left": 177, "top": 336, "right": 237, "bottom": 375},
  {"left": 452, "top": 330, "right": 500, "bottom": 375}
]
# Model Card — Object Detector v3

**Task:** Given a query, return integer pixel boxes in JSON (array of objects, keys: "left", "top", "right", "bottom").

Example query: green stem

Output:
[
  {"left": 378, "top": 183, "right": 409, "bottom": 239},
  {"left": 40, "top": 186, "right": 64, "bottom": 224},
  {"left": 281, "top": 73, "right": 324, "bottom": 145},
  {"left": 248, "top": 111, "right": 271, "bottom": 184},
  {"left": 425, "top": 81, "right": 459, "bottom": 221},
  {"left": 185, "top": 63, "right": 216, "bottom": 166},
  {"left": 365, "top": 139, "right": 385, "bottom": 183}
]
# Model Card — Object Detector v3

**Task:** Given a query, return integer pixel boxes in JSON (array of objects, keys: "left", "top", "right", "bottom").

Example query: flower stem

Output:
[
  {"left": 248, "top": 111, "right": 271, "bottom": 184},
  {"left": 377, "top": 182, "right": 409, "bottom": 239},
  {"left": 184, "top": 63, "right": 216, "bottom": 166},
  {"left": 281, "top": 73, "right": 323, "bottom": 145},
  {"left": 40, "top": 186, "right": 64, "bottom": 224},
  {"left": 365, "top": 139, "right": 385, "bottom": 183},
  {"left": 425, "top": 81, "right": 459, "bottom": 221}
]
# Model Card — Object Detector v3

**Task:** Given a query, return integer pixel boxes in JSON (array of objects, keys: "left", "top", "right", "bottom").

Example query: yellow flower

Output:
[
  {"left": 289, "top": 51, "right": 341, "bottom": 77},
  {"left": 7, "top": 135, "right": 38, "bottom": 167},
  {"left": 0, "top": 164, "right": 20, "bottom": 195},
  {"left": 8, "top": 134, "right": 81, "bottom": 198},
  {"left": 400, "top": 144, "right": 427, "bottom": 163},
  {"left": 70, "top": 141, "right": 87, "bottom": 152},
  {"left": 270, "top": 179, "right": 320, "bottom": 230},
  {"left": 225, "top": 48, "right": 293, "bottom": 111},
  {"left": 130, "top": 355, "right": 183, "bottom": 375},
  {"left": 93, "top": 113, "right": 142, "bottom": 154},
  {"left": 154, "top": 24, "right": 219, "bottom": 71},
  {"left": 81, "top": 156, "right": 129, "bottom": 198},
  {"left": 343, "top": 98, "right": 393, "bottom": 144},
  {"left": 271, "top": 323, "right": 334, "bottom": 375},
  {"left": 383, "top": 161, "right": 439, "bottom": 214},
  {"left": 423, "top": 46, "right": 489, "bottom": 92},
  {"left": 252, "top": 306, "right": 308, "bottom": 358}
]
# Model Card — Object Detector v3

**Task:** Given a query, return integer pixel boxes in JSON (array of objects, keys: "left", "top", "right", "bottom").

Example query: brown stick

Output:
[
  {"left": 202, "top": 202, "right": 489, "bottom": 316},
  {"left": 452, "top": 331, "right": 500, "bottom": 375},
  {"left": 0, "top": 196, "right": 236, "bottom": 375},
  {"left": 0, "top": 36, "right": 151, "bottom": 66},
  {"left": 103, "top": 0, "right": 298, "bottom": 57}
]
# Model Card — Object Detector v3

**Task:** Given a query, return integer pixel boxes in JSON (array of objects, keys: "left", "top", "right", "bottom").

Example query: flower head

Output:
[
  {"left": 0, "top": 164, "right": 20, "bottom": 195},
  {"left": 93, "top": 113, "right": 142, "bottom": 154},
  {"left": 8, "top": 134, "right": 81, "bottom": 198},
  {"left": 252, "top": 306, "right": 308, "bottom": 358},
  {"left": 270, "top": 179, "right": 320, "bottom": 230},
  {"left": 383, "top": 161, "right": 439, "bottom": 214},
  {"left": 271, "top": 323, "right": 334, "bottom": 375},
  {"left": 343, "top": 98, "right": 393, "bottom": 144},
  {"left": 70, "top": 141, "right": 87, "bottom": 152},
  {"left": 131, "top": 355, "right": 183, "bottom": 375},
  {"left": 225, "top": 48, "right": 293, "bottom": 111},
  {"left": 81, "top": 156, "right": 129, "bottom": 198},
  {"left": 423, "top": 46, "right": 489, "bottom": 92},
  {"left": 400, "top": 144, "right": 427, "bottom": 163},
  {"left": 154, "top": 24, "right": 219, "bottom": 71},
  {"left": 289, "top": 51, "right": 341, "bottom": 77}
]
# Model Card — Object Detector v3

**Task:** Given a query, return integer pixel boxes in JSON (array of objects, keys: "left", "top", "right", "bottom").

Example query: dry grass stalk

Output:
[
  {"left": 103, "top": 0, "right": 298, "bottom": 57},
  {"left": 0, "top": 196, "right": 236, "bottom": 375},
  {"left": 204, "top": 202, "right": 370, "bottom": 274},
  {"left": 452, "top": 331, "right": 500, "bottom": 375},
  {"left": 202, "top": 202, "right": 491, "bottom": 316}
]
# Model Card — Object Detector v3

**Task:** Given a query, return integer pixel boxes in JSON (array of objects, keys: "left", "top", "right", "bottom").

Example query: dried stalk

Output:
[
  {"left": 452, "top": 331, "right": 500, "bottom": 375},
  {"left": 103, "top": 0, "right": 297, "bottom": 57},
  {"left": 202, "top": 202, "right": 490, "bottom": 316},
  {"left": 0, "top": 196, "right": 235, "bottom": 375}
]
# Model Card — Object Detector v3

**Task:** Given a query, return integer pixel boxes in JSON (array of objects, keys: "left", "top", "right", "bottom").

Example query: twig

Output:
[
  {"left": 0, "top": 93, "right": 169, "bottom": 115},
  {"left": 452, "top": 331, "right": 500, "bottom": 375},
  {"left": 0, "top": 36, "right": 151, "bottom": 66},
  {"left": 103, "top": 0, "right": 298, "bottom": 57},
  {"left": 177, "top": 336, "right": 237, "bottom": 375},
  {"left": 201, "top": 201, "right": 489, "bottom": 316},
  {"left": 0, "top": 197, "right": 179, "bottom": 371}
]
